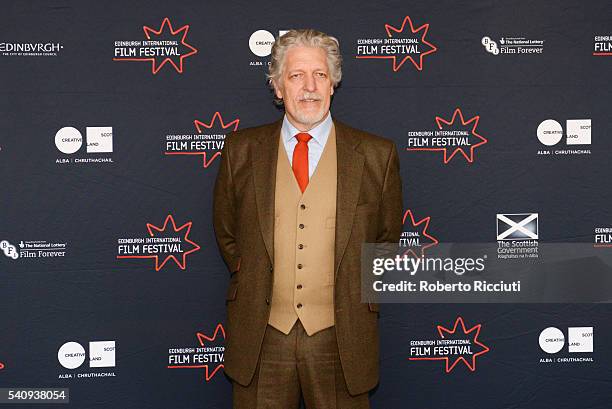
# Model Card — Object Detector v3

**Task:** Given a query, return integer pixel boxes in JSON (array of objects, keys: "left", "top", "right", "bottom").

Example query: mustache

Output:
[{"left": 298, "top": 93, "right": 322, "bottom": 101}]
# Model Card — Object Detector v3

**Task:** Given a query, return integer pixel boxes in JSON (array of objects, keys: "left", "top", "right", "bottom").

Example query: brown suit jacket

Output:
[{"left": 213, "top": 117, "right": 403, "bottom": 395}]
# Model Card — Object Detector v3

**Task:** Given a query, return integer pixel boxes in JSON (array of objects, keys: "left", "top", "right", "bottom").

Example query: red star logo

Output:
[
  {"left": 167, "top": 323, "right": 226, "bottom": 382},
  {"left": 357, "top": 16, "right": 437, "bottom": 71},
  {"left": 408, "top": 108, "right": 488, "bottom": 164},
  {"left": 195, "top": 323, "right": 226, "bottom": 381},
  {"left": 165, "top": 112, "right": 240, "bottom": 168},
  {"left": 113, "top": 17, "right": 198, "bottom": 74},
  {"left": 117, "top": 214, "right": 201, "bottom": 271},
  {"left": 410, "top": 316, "right": 490, "bottom": 372},
  {"left": 401, "top": 209, "right": 439, "bottom": 258}
]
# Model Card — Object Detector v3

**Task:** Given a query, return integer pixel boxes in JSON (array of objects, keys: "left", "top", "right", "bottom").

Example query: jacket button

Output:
[
  {"left": 297, "top": 264, "right": 303, "bottom": 269},
  {"left": 269, "top": 266, "right": 273, "bottom": 273},
  {"left": 299, "top": 223, "right": 304, "bottom": 229},
  {"left": 265, "top": 297, "right": 270, "bottom": 305},
  {"left": 297, "top": 303, "right": 303, "bottom": 309}
]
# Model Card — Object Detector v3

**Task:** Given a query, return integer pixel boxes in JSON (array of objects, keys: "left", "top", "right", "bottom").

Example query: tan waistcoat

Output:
[{"left": 268, "top": 125, "right": 337, "bottom": 336}]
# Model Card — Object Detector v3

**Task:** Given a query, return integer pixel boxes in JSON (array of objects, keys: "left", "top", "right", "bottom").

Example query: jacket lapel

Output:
[{"left": 251, "top": 120, "right": 282, "bottom": 265}]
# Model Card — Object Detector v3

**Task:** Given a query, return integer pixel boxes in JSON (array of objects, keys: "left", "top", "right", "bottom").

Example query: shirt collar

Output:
[{"left": 281, "top": 112, "right": 333, "bottom": 147}]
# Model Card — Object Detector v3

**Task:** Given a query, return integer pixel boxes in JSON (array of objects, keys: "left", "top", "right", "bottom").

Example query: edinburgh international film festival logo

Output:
[
  {"left": 408, "top": 317, "right": 490, "bottom": 373},
  {"left": 356, "top": 15, "right": 437, "bottom": 72},
  {"left": 594, "top": 226, "right": 612, "bottom": 248},
  {"left": 167, "top": 323, "right": 225, "bottom": 381},
  {"left": 406, "top": 108, "right": 488, "bottom": 164},
  {"left": 400, "top": 209, "right": 439, "bottom": 258},
  {"left": 593, "top": 35, "right": 612, "bottom": 56},
  {"left": 164, "top": 112, "right": 240, "bottom": 168},
  {"left": 113, "top": 17, "right": 198, "bottom": 74},
  {"left": 116, "top": 214, "right": 200, "bottom": 271}
]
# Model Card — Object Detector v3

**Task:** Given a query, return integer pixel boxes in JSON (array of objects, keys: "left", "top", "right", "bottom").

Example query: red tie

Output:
[{"left": 292, "top": 132, "right": 312, "bottom": 193}]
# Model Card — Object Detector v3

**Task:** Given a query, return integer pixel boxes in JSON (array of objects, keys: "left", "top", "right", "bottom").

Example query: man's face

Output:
[{"left": 273, "top": 45, "right": 334, "bottom": 131}]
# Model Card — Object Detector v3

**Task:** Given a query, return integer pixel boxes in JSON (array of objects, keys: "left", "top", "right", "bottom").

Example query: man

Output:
[{"left": 213, "top": 29, "right": 403, "bottom": 408}]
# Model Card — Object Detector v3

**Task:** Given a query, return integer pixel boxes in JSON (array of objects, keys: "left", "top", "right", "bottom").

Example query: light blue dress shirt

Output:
[{"left": 281, "top": 112, "right": 333, "bottom": 178}]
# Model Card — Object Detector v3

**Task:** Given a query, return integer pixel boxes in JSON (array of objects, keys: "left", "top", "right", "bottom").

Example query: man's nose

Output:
[{"left": 303, "top": 74, "right": 316, "bottom": 92}]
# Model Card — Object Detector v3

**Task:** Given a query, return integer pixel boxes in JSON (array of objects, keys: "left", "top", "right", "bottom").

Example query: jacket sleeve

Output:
[
  {"left": 212, "top": 135, "right": 242, "bottom": 274},
  {"left": 376, "top": 142, "right": 403, "bottom": 244}
]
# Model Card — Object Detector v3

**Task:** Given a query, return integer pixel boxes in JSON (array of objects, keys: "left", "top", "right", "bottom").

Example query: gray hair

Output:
[{"left": 267, "top": 29, "right": 342, "bottom": 105}]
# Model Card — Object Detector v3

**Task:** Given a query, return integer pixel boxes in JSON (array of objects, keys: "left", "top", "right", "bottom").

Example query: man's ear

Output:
[
  {"left": 272, "top": 80, "right": 283, "bottom": 100},
  {"left": 330, "top": 84, "right": 334, "bottom": 96}
]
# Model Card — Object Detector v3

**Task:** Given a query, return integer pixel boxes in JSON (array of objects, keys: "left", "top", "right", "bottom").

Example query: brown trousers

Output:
[{"left": 232, "top": 320, "right": 370, "bottom": 409}]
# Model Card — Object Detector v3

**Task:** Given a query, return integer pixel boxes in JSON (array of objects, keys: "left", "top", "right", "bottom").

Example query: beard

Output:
[{"left": 290, "top": 92, "right": 328, "bottom": 127}]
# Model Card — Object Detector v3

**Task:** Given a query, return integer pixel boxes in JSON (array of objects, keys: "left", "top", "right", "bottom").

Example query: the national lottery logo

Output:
[
  {"left": 406, "top": 108, "right": 488, "bottom": 164},
  {"left": 400, "top": 209, "right": 438, "bottom": 258},
  {"left": 538, "top": 327, "right": 594, "bottom": 364},
  {"left": 116, "top": 214, "right": 201, "bottom": 271},
  {"left": 481, "top": 36, "right": 544, "bottom": 55},
  {"left": 164, "top": 112, "right": 240, "bottom": 168},
  {"left": 1, "top": 239, "right": 67, "bottom": 260},
  {"left": 113, "top": 17, "right": 198, "bottom": 74},
  {"left": 167, "top": 323, "right": 225, "bottom": 382},
  {"left": 409, "top": 317, "right": 490, "bottom": 373},
  {"left": 356, "top": 16, "right": 437, "bottom": 72}
]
